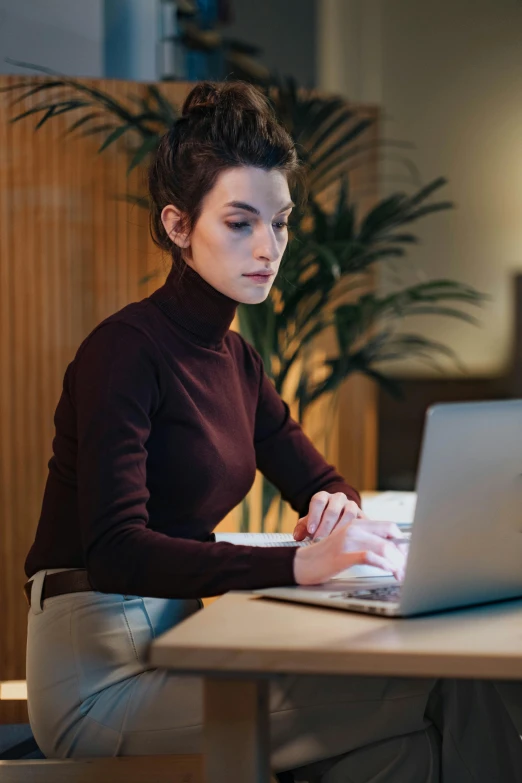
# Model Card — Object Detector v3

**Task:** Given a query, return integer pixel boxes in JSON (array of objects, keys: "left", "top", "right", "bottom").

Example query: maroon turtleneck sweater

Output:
[{"left": 25, "top": 260, "right": 361, "bottom": 598}]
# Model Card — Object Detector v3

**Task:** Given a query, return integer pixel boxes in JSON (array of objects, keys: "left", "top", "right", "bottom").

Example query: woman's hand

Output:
[
  {"left": 293, "top": 491, "right": 367, "bottom": 542},
  {"left": 293, "top": 517, "right": 407, "bottom": 585}
]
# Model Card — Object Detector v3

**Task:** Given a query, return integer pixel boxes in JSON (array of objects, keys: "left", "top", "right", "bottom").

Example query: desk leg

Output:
[{"left": 203, "top": 677, "right": 271, "bottom": 783}]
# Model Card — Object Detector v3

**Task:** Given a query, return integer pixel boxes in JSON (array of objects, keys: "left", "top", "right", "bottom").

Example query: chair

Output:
[
  {"left": 0, "top": 696, "right": 290, "bottom": 781},
  {"left": 0, "top": 732, "right": 291, "bottom": 781}
]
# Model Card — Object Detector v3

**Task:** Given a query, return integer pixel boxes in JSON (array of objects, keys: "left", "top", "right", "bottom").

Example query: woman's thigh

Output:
[
  {"left": 73, "top": 664, "right": 436, "bottom": 773},
  {"left": 26, "top": 585, "right": 203, "bottom": 757},
  {"left": 28, "top": 584, "right": 434, "bottom": 768},
  {"left": 26, "top": 582, "right": 522, "bottom": 780}
]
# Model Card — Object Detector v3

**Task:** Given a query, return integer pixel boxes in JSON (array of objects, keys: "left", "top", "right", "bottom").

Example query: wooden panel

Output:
[
  {"left": 0, "top": 755, "right": 204, "bottom": 783},
  {"left": 0, "top": 76, "right": 378, "bottom": 721},
  {"left": 0, "top": 76, "right": 161, "bottom": 723}
]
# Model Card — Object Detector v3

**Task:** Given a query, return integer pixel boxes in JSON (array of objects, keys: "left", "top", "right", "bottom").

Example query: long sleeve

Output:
[
  {"left": 253, "top": 352, "right": 362, "bottom": 518},
  {"left": 73, "top": 321, "right": 296, "bottom": 599}
]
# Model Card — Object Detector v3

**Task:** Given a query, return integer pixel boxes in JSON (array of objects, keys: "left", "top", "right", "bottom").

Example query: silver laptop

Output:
[{"left": 255, "top": 399, "right": 522, "bottom": 617}]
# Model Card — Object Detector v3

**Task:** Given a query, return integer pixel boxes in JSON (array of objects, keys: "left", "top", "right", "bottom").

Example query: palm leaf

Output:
[
  {"left": 97, "top": 125, "right": 133, "bottom": 153},
  {"left": 3, "top": 60, "right": 158, "bottom": 140},
  {"left": 127, "top": 134, "right": 160, "bottom": 173},
  {"left": 64, "top": 111, "right": 106, "bottom": 135},
  {"left": 309, "top": 118, "right": 374, "bottom": 184}
]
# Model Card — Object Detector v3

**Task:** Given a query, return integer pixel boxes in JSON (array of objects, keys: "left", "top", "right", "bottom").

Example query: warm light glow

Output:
[{"left": 0, "top": 680, "right": 27, "bottom": 700}]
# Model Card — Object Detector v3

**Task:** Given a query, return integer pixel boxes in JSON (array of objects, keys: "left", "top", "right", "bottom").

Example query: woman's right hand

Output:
[{"left": 293, "top": 518, "right": 407, "bottom": 585}]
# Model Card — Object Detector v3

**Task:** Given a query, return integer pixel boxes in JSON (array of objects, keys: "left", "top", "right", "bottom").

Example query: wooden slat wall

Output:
[
  {"left": 0, "top": 76, "right": 378, "bottom": 723},
  {"left": 0, "top": 76, "right": 160, "bottom": 723}
]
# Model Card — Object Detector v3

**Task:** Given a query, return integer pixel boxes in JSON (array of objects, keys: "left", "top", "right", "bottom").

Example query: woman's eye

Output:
[
  {"left": 226, "top": 221, "right": 288, "bottom": 231},
  {"left": 226, "top": 222, "right": 249, "bottom": 230}
]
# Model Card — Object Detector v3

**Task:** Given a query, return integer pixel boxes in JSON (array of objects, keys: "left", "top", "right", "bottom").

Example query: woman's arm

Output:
[
  {"left": 252, "top": 349, "right": 362, "bottom": 517},
  {"left": 74, "top": 321, "right": 297, "bottom": 598},
  {"left": 249, "top": 348, "right": 408, "bottom": 584}
]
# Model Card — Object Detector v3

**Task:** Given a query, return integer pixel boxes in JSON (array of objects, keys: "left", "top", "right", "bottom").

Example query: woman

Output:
[{"left": 24, "top": 80, "right": 522, "bottom": 782}]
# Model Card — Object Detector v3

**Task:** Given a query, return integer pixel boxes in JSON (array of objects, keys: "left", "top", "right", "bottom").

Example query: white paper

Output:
[
  {"left": 361, "top": 491, "right": 417, "bottom": 527},
  {"left": 215, "top": 532, "right": 307, "bottom": 547}
]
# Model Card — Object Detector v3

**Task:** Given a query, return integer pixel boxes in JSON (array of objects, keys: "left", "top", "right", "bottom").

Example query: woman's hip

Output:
[{"left": 25, "top": 569, "right": 202, "bottom": 756}]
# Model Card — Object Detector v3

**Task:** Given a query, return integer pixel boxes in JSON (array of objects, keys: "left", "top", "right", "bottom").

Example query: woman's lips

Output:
[{"left": 243, "top": 273, "right": 274, "bottom": 283}]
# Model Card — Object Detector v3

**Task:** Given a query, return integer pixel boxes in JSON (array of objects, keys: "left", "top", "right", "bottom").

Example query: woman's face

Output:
[{"left": 161, "top": 166, "right": 294, "bottom": 304}]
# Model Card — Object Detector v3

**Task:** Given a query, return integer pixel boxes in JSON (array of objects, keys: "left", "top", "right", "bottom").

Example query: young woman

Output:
[{"left": 24, "top": 80, "right": 522, "bottom": 782}]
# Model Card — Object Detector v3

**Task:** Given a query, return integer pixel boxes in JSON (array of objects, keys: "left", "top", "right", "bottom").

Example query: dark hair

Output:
[{"left": 147, "top": 80, "right": 307, "bottom": 270}]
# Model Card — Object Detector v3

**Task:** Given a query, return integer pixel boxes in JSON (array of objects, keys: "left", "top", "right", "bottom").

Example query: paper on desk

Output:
[
  {"left": 215, "top": 532, "right": 301, "bottom": 546},
  {"left": 361, "top": 491, "right": 417, "bottom": 527}
]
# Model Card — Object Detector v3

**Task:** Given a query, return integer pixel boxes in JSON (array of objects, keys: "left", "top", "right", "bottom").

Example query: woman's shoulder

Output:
[{"left": 73, "top": 300, "right": 163, "bottom": 366}]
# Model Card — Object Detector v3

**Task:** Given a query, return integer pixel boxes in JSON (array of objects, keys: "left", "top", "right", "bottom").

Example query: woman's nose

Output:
[{"left": 253, "top": 225, "right": 281, "bottom": 261}]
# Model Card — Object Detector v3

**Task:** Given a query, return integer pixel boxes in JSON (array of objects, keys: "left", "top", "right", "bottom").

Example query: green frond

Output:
[
  {"left": 127, "top": 134, "right": 160, "bottom": 173},
  {"left": 147, "top": 84, "right": 178, "bottom": 125},
  {"left": 303, "top": 104, "right": 357, "bottom": 157},
  {"left": 2, "top": 80, "right": 67, "bottom": 104},
  {"left": 97, "top": 124, "right": 133, "bottom": 153},
  {"left": 310, "top": 118, "right": 374, "bottom": 175},
  {"left": 80, "top": 123, "right": 119, "bottom": 137},
  {"left": 65, "top": 111, "right": 106, "bottom": 134},
  {"left": 3, "top": 59, "right": 158, "bottom": 139}
]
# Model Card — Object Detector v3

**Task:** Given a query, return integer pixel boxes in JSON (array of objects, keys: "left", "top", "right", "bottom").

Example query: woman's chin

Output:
[
  {"left": 234, "top": 282, "right": 272, "bottom": 304},
  {"left": 241, "top": 290, "right": 271, "bottom": 305}
]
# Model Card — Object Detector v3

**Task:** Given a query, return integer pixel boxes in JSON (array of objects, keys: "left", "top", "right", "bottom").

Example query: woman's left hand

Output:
[{"left": 293, "top": 491, "right": 368, "bottom": 542}]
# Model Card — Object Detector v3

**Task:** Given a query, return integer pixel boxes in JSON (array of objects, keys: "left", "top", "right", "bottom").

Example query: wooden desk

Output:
[{"left": 149, "top": 590, "right": 522, "bottom": 783}]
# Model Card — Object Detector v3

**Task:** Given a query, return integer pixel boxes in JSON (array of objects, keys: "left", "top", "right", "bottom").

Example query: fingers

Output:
[
  {"left": 335, "top": 549, "right": 394, "bottom": 576},
  {"left": 305, "top": 491, "right": 333, "bottom": 536},
  {"left": 355, "top": 519, "right": 404, "bottom": 541},
  {"left": 335, "top": 548, "right": 405, "bottom": 582},
  {"left": 362, "top": 550, "right": 405, "bottom": 582},
  {"left": 293, "top": 516, "right": 406, "bottom": 586},
  {"left": 293, "top": 517, "right": 309, "bottom": 541},
  {"left": 308, "top": 493, "right": 361, "bottom": 539},
  {"left": 333, "top": 523, "right": 407, "bottom": 581}
]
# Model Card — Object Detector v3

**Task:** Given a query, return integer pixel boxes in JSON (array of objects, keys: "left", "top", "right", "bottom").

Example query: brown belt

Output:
[{"left": 24, "top": 569, "right": 94, "bottom": 609}]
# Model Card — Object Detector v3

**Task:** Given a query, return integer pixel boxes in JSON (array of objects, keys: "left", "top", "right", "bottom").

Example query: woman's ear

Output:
[{"left": 161, "top": 204, "right": 191, "bottom": 249}]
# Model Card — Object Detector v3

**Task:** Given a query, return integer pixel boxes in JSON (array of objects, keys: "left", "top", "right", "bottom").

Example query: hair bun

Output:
[
  {"left": 180, "top": 80, "right": 275, "bottom": 125},
  {"left": 181, "top": 82, "right": 221, "bottom": 117}
]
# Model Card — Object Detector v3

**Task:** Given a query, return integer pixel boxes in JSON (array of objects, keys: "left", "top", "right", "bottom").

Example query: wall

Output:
[
  {"left": 0, "top": 0, "right": 104, "bottom": 77},
  {"left": 0, "top": 0, "right": 317, "bottom": 86},
  {"left": 104, "top": 0, "right": 158, "bottom": 81},
  {"left": 225, "top": 0, "right": 317, "bottom": 88},
  {"left": 318, "top": 0, "right": 522, "bottom": 378}
]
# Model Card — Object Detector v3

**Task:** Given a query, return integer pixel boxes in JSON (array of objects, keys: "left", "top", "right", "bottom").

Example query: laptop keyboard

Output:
[{"left": 335, "top": 586, "right": 402, "bottom": 603}]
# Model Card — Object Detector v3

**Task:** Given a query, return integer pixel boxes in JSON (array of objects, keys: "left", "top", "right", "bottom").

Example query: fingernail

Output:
[{"left": 308, "top": 523, "right": 317, "bottom": 534}]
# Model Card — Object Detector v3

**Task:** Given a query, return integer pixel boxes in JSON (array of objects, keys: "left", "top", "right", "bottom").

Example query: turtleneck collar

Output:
[{"left": 149, "top": 258, "right": 239, "bottom": 349}]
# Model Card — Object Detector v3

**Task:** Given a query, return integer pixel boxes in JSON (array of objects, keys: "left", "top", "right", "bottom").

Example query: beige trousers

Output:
[{"left": 26, "top": 569, "right": 522, "bottom": 782}]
